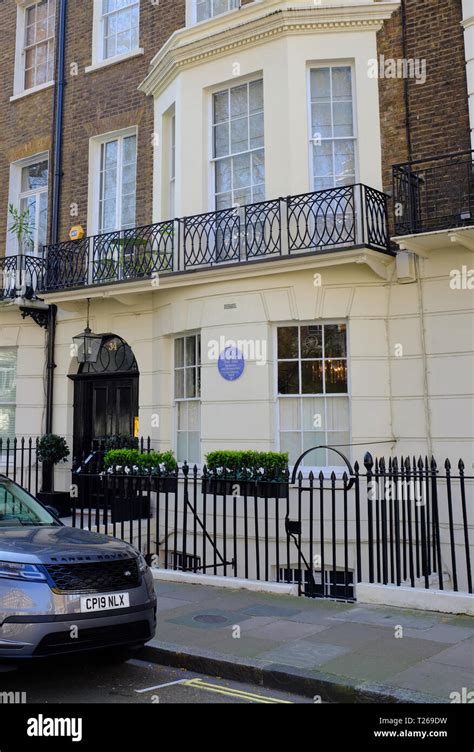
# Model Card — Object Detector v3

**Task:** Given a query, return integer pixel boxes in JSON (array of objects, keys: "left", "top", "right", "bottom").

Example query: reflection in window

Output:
[
  {"left": 175, "top": 335, "right": 201, "bottom": 464},
  {"left": 196, "top": 0, "right": 239, "bottom": 23},
  {"left": 277, "top": 324, "right": 349, "bottom": 467},
  {"left": 213, "top": 79, "right": 265, "bottom": 210},
  {"left": 18, "top": 159, "right": 48, "bottom": 255},
  {"left": 310, "top": 66, "right": 356, "bottom": 191},
  {"left": 0, "top": 349, "right": 17, "bottom": 444},
  {"left": 102, "top": 0, "right": 139, "bottom": 60},
  {"left": 24, "top": 0, "right": 55, "bottom": 90}
]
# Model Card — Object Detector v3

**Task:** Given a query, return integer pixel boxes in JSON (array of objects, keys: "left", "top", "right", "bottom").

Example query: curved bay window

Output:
[{"left": 277, "top": 324, "right": 350, "bottom": 468}]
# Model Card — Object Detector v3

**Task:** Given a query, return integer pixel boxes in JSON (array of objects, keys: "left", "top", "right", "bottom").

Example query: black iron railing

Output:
[
  {"left": 0, "top": 255, "right": 45, "bottom": 301},
  {"left": 41, "top": 184, "right": 391, "bottom": 292},
  {"left": 1, "top": 437, "right": 472, "bottom": 598},
  {"left": 393, "top": 150, "right": 474, "bottom": 235}
]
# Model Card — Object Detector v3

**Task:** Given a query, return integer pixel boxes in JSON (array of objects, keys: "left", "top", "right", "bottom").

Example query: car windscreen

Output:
[{"left": 0, "top": 480, "right": 58, "bottom": 526}]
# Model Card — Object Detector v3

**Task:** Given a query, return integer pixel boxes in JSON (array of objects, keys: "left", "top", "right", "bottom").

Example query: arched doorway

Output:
[{"left": 70, "top": 334, "right": 139, "bottom": 460}]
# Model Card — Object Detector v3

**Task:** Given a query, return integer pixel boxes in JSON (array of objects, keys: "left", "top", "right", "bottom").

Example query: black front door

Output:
[{"left": 73, "top": 375, "right": 139, "bottom": 460}]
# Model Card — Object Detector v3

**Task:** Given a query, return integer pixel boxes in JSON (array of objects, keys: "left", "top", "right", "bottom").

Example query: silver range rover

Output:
[{"left": 0, "top": 476, "right": 157, "bottom": 660}]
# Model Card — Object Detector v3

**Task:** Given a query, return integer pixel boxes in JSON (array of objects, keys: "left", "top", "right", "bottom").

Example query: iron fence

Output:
[
  {"left": 1, "top": 439, "right": 471, "bottom": 601},
  {"left": 393, "top": 150, "right": 474, "bottom": 235},
  {"left": 41, "top": 184, "right": 391, "bottom": 292}
]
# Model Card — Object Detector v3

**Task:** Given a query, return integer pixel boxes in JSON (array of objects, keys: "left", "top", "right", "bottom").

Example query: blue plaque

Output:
[{"left": 218, "top": 347, "right": 245, "bottom": 381}]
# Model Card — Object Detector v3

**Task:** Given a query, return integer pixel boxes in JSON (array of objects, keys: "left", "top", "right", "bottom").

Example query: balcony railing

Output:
[
  {"left": 0, "top": 254, "right": 45, "bottom": 302},
  {"left": 393, "top": 150, "right": 474, "bottom": 235},
  {"left": 41, "top": 184, "right": 390, "bottom": 293}
]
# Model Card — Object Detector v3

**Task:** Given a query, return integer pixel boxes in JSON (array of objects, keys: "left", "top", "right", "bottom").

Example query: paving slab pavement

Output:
[{"left": 144, "top": 580, "right": 474, "bottom": 703}]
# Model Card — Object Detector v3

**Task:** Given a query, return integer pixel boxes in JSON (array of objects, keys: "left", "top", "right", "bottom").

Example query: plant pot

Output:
[
  {"left": 36, "top": 491, "right": 72, "bottom": 518},
  {"left": 256, "top": 481, "right": 289, "bottom": 499},
  {"left": 152, "top": 476, "right": 178, "bottom": 493},
  {"left": 202, "top": 478, "right": 259, "bottom": 497},
  {"left": 110, "top": 493, "right": 151, "bottom": 524}
]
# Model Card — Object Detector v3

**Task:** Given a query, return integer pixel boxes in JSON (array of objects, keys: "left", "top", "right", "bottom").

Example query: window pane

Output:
[
  {"left": 230, "top": 85, "right": 247, "bottom": 119},
  {"left": 312, "top": 103, "right": 332, "bottom": 140},
  {"left": 177, "top": 432, "right": 188, "bottom": 462},
  {"left": 249, "top": 113, "right": 264, "bottom": 150},
  {"left": 233, "top": 153, "right": 251, "bottom": 189},
  {"left": 175, "top": 369, "right": 184, "bottom": 399},
  {"left": 214, "top": 123, "right": 229, "bottom": 158},
  {"left": 178, "top": 402, "right": 188, "bottom": 430},
  {"left": 249, "top": 79, "right": 263, "bottom": 113},
  {"left": 0, "top": 349, "right": 17, "bottom": 403},
  {"left": 187, "top": 432, "right": 200, "bottom": 464},
  {"left": 300, "top": 326, "right": 322, "bottom": 358},
  {"left": 310, "top": 68, "right": 331, "bottom": 100},
  {"left": 188, "top": 401, "right": 200, "bottom": 431},
  {"left": 215, "top": 158, "right": 232, "bottom": 193},
  {"left": 325, "top": 324, "right": 347, "bottom": 358},
  {"left": 186, "top": 368, "right": 197, "bottom": 398},
  {"left": 280, "top": 432, "right": 301, "bottom": 466},
  {"left": 185, "top": 336, "right": 196, "bottom": 366},
  {"left": 302, "top": 398, "right": 325, "bottom": 431},
  {"left": 302, "top": 437, "right": 327, "bottom": 467},
  {"left": 301, "top": 361, "right": 323, "bottom": 394},
  {"left": 21, "top": 161, "right": 48, "bottom": 191},
  {"left": 278, "top": 327, "right": 298, "bottom": 359},
  {"left": 325, "top": 361, "right": 347, "bottom": 393},
  {"left": 332, "top": 66, "right": 352, "bottom": 100},
  {"left": 326, "top": 398, "right": 349, "bottom": 430},
  {"left": 0, "top": 406, "right": 15, "bottom": 443},
  {"left": 278, "top": 362, "right": 299, "bottom": 395},
  {"left": 175, "top": 338, "right": 184, "bottom": 368},
  {"left": 334, "top": 140, "right": 355, "bottom": 180},
  {"left": 333, "top": 101, "right": 353, "bottom": 138},
  {"left": 279, "top": 398, "right": 300, "bottom": 430},
  {"left": 231, "top": 117, "right": 248, "bottom": 154},
  {"left": 214, "top": 91, "right": 229, "bottom": 124}
]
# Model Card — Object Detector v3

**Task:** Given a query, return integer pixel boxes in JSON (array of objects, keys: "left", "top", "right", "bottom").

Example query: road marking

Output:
[
  {"left": 135, "top": 679, "right": 188, "bottom": 694},
  {"left": 182, "top": 678, "right": 292, "bottom": 704}
]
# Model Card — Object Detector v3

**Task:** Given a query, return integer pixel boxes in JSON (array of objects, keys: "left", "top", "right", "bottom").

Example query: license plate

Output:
[{"left": 80, "top": 593, "right": 130, "bottom": 613}]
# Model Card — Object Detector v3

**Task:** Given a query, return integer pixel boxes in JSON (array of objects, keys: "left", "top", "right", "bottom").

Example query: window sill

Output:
[
  {"left": 85, "top": 48, "right": 145, "bottom": 74},
  {"left": 10, "top": 80, "right": 55, "bottom": 102}
]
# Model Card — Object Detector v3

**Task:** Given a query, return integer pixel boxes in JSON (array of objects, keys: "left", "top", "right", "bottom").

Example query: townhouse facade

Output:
[{"left": 0, "top": 0, "right": 472, "bottom": 488}]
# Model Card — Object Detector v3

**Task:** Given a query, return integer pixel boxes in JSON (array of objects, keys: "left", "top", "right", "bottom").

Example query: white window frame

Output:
[
  {"left": 7, "top": 152, "right": 49, "bottom": 257},
  {"left": 307, "top": 63, "right": 359, "bottom": 192},
  {"left": 174, "top": 334, "right": 202, "bottom": 465},
  {"left": 187, "top": 0, "right": 240, "bottom": 26},
  {"left": 0, "top": 348, "right": 18, "bottom": 445},
  {"left": 210, "top": 76, "right": 265, "bottom": 211},
  {"left": 88, "top": 127, "right": 137, "bottom": 236},
  {"left": 274, "top": 322, "right": 352, "bottom": 475},
  {"left": 12, "top": 0, "right": 56, "bottom": 99},
  {"left": 170, "top": 113, "right": 176, "bottom": 218},
  {"left": 87, "top": 0, "right": 143, "bottom": 72}
]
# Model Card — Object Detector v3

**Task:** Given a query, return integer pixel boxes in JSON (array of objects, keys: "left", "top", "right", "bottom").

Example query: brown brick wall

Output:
[
  {"left": 59, "top": 0, "right": 185, "bottom": 241},
  {"left": 0, "top": 1, "right": 55, "bottom": 255},
  {"left": 377, "top": 0, "right": 470, "bottom": 194}
]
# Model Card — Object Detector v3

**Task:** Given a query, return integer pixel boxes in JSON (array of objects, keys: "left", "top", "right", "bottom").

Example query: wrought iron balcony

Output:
[
  {"left": 393, "top": 150, "right": 474, "bottom": 236},
  {"left": 42, "top": 184, "right": 391, "bottom": 293},
  {"left": 0, "top": 254, "right": 45, "bottom": 302}
]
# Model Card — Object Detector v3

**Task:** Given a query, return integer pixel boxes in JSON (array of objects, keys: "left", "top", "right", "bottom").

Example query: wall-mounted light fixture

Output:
[{"left": 73, "top": 298, "right": 102, "bottom": 364}]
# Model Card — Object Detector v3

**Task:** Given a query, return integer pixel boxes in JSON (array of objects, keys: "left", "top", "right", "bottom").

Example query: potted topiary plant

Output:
[
  {"left": 36, "top": 434, "right": 71, "bottom": 516},
  {"left": 203, "top": 451, "right": 289, "bottom": 498}
]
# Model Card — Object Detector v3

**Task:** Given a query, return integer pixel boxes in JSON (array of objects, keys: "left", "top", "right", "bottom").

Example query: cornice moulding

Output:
[{"left": 139, "top": 1, "right": 401, "bottom": 97}]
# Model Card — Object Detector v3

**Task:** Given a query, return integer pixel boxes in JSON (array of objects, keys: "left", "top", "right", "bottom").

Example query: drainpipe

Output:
[
  {"left": 51, "top": 0, "right": 67, "bottom": 245},
  {"left": 461, "top": 0, "right": 474, "bottom": 151},
  {"left": 400, "top": 0, "right": 413, "bottom": 162},
  {"left": 42, "top": 1, "right": 66, "bottom": 491}
]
